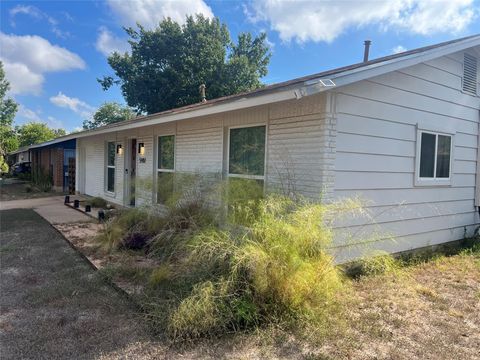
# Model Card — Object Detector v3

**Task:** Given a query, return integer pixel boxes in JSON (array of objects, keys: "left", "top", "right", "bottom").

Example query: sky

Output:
[{"left": 1, "top": 0, "right": 480, "bottom": 132}]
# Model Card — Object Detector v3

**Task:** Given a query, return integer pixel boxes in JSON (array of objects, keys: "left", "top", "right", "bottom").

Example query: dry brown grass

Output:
[{"left": 307, "top": 252, "right": 480, "bottom": 360}]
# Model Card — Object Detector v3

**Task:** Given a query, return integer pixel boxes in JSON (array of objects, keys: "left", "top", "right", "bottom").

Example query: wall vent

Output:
[{"left": 463, "top": 53, "right": 478, "bottom": 95}]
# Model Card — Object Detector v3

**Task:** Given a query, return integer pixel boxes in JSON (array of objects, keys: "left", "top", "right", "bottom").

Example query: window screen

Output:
[
  {"left": 106, "top": 142, "right": 115, "bottom": 192},
  {"left": 229, "top": 125, "right": 266, "bottom": 176},
  {"left": 157, "top": 135, "right": 175, "bottom": 203},
  {"left": 158, "top": 135, "right": 175, "bottom": 170},
  {"left": 436, "top": 135, "right": 451, "bottom": 178}
]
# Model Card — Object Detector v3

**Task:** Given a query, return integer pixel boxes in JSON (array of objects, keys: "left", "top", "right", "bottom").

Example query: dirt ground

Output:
[{"left": 0, "top": 179, "right": 57, "bottom": 201}]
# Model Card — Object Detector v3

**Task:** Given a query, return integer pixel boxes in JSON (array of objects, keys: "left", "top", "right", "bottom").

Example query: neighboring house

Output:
[
  {"left": 30, "top": 35, "right": 480, "bottom": 259},
  {"left": 7, "top": 146, "right": 31, "bottom": 165},
  {"left": 29, "top": 139, "right": 77, "bottom": 193}
]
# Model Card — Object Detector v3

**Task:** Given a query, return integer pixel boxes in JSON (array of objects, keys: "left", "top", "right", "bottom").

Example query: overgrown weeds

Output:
[
  {"left": 93, "top": 173, "right": 480, "bottom": 345},
  {"left": 32, "top": 168, "right": 52, "bottom": 192},
  {"left": 95, "top": 176, "right": 363, "bottom": 341},
  {"left": 86, "top": 196, "right": 108, "bottom": 208}
]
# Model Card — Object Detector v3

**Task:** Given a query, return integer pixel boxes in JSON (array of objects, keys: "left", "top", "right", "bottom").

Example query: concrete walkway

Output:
[{"left": 0, "top": 196, "right": 93, "bottom": 224}]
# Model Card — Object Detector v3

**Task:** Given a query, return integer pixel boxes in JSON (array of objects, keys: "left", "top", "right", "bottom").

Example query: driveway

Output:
[{"left": 0, "top": 208, "right": 165, "bottom": 359}]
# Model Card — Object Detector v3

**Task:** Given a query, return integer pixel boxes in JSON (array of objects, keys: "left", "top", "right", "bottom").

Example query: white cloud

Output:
[
  {"left": 245, "top": 0, "right": 477, "bottom": 43},
  {"left": 18, "top": 105, "right": 42, "bottom": 122},
  {"left": 45, "top": 116, "right": 65, "bottom": 129},
  {"left": 96, "top": 26, "right": 130, "bottom": 56},
  {"left": 106, "top": 0, "right": 214, "bottom": 28},
  {"left": 0, "top": 33, "right": 85, "bottom": 73},
  {"left": 49, "top": 92, "right": 95, "bottom": 118},
  {"left": 9, "top": 5, "right": 70, "bottom": 38},
  {"left": 2, "top": 62, "right": 44, "bottom": 95},
  {"left": 392, "top": 45, "right": 407, "bottom": 54},
  {"left": 9, "top": 5, "right": 43, "bottom": 20},
  {"left": 16, "top": 105, "right": 65, "bottom": 129},
  {"left": 0, "top": 33, "right": 85, "bottom": 95}
]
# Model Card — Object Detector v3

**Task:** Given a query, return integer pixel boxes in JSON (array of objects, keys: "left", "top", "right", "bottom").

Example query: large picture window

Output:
[
  {"left": 416, "top": 130, "right": 452, "bottom": 186},
  {"left": 157, "top": 135, "right": 175, "bottom": 203},
  {"left": 228, "top": 125, "right": 266, "bottom": 179},
  {"left": 106, "top": 141, "right": 116, "bottom": 193}
]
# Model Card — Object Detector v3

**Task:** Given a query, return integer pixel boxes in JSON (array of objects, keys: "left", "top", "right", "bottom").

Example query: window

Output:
[
  {"left": 416, "top": 131, "right": 452, "bottom": 185},
  {"left": 106, "top": 141, "right": 116, "bottom": 193},
  {"left": 228, "top": 125, "right": 266, "bottom": 179},
  {"left": 463, "top": 53, "right": 478, "bottom": 96},
  {"left": 157, "top": 135, "right": 175, "bottom": 203}
]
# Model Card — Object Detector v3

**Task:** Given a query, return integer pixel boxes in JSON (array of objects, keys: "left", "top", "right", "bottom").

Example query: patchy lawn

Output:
[
  {"left": 320, "top": 253, "right": 480, "bottom": 359},
  {"left": 0, "top": 179, "right": 55, "bottom": 201},
  {"left": 54, "top": 221, "right": 480, "bottom": 359}
]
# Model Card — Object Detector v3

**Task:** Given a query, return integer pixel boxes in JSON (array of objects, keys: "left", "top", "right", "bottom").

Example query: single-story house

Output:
[
  {"left": 29, "top": 139, "right": 76, "bottom": 193},
  {"left": 32, "top": 35, "right": 480, "bottom": 259},
  {"left": 7, "top": 146, "right": 31, "bottom": 165}
]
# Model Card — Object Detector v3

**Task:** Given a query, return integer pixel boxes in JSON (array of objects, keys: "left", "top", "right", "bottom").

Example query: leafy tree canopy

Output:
[
  {"left": 0, "top": 61, "right": 19, "bottom": 157},
  {"left": 83, "top": 102, "right": 135, "bottom": 130},
  {"left": 16, "top": 122, "right": 66, "bottom": 148},
  {"left": 99, "top": 15, "right": 271, "bottom": 114}
]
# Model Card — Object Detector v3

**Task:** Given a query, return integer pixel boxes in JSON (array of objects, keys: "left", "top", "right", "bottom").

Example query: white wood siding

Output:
[{"left": 333, "top": 49, "right": 480, "bottom": 260}]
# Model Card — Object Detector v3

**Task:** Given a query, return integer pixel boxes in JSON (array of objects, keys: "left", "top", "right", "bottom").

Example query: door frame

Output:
[
  {"left": 77, "top": 147, "right": 86, "bottom": 194},
  {"left": 124, "top": 137, "right": 137, "bottom": 207}
]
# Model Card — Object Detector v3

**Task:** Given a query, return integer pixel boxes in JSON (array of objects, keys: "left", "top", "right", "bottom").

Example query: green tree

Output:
[
  {"left": 0, "top": 61, "right": 19, "bottom": 173},
  {"left": 99, "top": 15, "right": 271, "bottom": 114},
  {"left": 16, "top": 122, "right": 65, "bottom": 147},
  {"left": 83, "top": 102, "right": 135, "bottom": 129}
]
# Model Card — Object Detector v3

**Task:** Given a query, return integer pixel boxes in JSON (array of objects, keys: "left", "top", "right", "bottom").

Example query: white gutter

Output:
[{"left": 30, "top": 35, "right": 480, "bottom": 149}]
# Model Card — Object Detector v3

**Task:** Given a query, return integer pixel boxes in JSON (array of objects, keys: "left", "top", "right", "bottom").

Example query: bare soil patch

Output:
[{"left": 0, "top": 180, "right": 57, "bottom": 201}]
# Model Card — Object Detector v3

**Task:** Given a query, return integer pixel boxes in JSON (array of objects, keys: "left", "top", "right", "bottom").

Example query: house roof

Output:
[
  {"left": 9, "top": 146, "right": 31, "bottom": 155},
  {"left": 28, "top": 33, "right": 480, "bottom": 149}
]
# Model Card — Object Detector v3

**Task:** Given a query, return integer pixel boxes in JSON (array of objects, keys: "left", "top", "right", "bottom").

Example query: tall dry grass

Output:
[{"left": 96, "top": 176, "right": 368, "bottom": 340}]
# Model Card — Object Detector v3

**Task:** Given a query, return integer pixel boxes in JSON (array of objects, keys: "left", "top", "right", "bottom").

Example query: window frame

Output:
[
  {"left": 415, "top": 129, "right": 454, "bottom": 187},
  {"left": 227, "top": 123, "right": 267, "bottom": 181},
  {"left": 156, "top": 134, "right": 176, "bottom": 204},
  {"left": 105, "top": 141, "right": 116, "bottom": 194}
]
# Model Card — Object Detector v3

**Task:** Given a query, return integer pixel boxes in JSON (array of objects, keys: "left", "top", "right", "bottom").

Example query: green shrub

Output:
[
  {"left": 149, "top": 265, "right": 171, "bottom": 287},
  {"left": 95, "top": 219, "right": 125, "bottom": 252},
  {"left": 357, "top": 251, "right": 400, "bottom": 276},
  {"left": 87, "top": 196, "right": 108, "bottom": 208},
  {"left": 460, "top": 233, "right": 480, "bottom": 256},
  {"left": 32, "top": 168, "right": 52, "bottom": 192},
  {"left": 142, "top": 195, "right": 353, "bottom": 340},
  {"left": 18, "top": 172, "right": 31, "bottom": 181},
  {"left": 96, "top": 207, "right": 166, "bottom": 252},
  {"left": 223, "top": 177, "right": 264, "bottom": 226}
]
